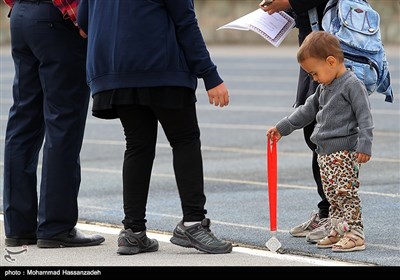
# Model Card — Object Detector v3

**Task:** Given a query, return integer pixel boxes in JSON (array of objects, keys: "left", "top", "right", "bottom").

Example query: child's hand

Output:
[
  {"left": 267, "top": 127, "right": 282, "bottom": 142},
  {"left": 356, "top": 153, "right": 371, "bottom": 164}
]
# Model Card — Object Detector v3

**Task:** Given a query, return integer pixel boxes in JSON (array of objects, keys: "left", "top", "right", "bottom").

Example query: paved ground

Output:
[
  {"left": 0, "top": 218, "right": 360, "bottom": 269},
  {"left": 0, "top": 44, "right": 399, "bottom": 270}
]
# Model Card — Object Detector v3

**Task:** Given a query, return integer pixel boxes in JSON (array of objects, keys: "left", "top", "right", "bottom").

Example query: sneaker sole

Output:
[
  {"left": 307, "top": 239, "right": 320, "bottom": 244},
  {"left": 306, "top": 236, "right": 321, "bottom": 243},
  {"left": 117, "top": 242, "right": 159, "bottom": 255},
  {"left": 171, "top": 236, "right": 232, "bottom": 254},
  {"left": 37, "top": 238, "right": 105, "bottom": 248},
  {"left": 170, "top": 236, "right": 192, "bottom": 248},
  {"left": 290, "top": 232, "right": 310, "bottom": 237},
  {"left": 192, "top": 243, "right": 233, "bottom": 254}
]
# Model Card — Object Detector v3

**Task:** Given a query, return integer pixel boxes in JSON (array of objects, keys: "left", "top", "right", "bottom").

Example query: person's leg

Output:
[
  {"left": 290, "top": 68, "right": 330, "bottom": 239},
  {"left": 3, "top": 2, "right": 45, "bottom": 240},
  {"left": 318, "top": 151, "right": 365, "bottom": 251},
  {"left": 334, "top": 151, "right": 364, "bottom": 237},
  {"left": 154, "top": 104, "right": 231, "bottom": 254},
  {"left": 317, "top": 153, "right": 343, "bottom": 224},
  {"left": 303, "top": 121, "right": 330, "bottom": 219},
  {"left": 116, "top": 104, "right": 158, "bottom": 232},
  {"left": 115, "top": 104, "right": 160, "bottom": 255},
  {"left": 315, "top": 153, "right": 343, "bottom": 248},
  {"left": 153, "top": 104, "right": 206, "bottom": 222},
  {"left": 296, "top": 67, "right": 330, "bottom": 218},
  {"left": 26, "top": 3, "right": 90, "bottom": 238}
]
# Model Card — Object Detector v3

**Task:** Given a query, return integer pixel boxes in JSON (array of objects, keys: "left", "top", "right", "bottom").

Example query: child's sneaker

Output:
[
  {"left": 306, "top": 218, "right": 331, "bottom": 243},
  {"left": 117, "top": 229, "right": 159, "bottom": 255},
  {"left": 289, "top": 212, "right": 328, "bottom": 237},
  {"left": 170, "top": 218, "right": 232, "bottom": 254}
]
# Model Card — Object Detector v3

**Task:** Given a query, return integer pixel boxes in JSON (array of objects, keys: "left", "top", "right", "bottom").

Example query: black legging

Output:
[
  {"left": 297, "top": 66, "right": 330, "bottom": 219},
  {"left": 116, "top": 103, "right": 207, "bottom": 232},
  {"left": 303, "top": 120, "right": 330, "bottom": 219}
]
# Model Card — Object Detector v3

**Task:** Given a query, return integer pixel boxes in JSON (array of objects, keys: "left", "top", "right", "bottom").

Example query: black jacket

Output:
[
  {"left": 289, "top": 0, "right": 329, "bottom": 45},
  {"left": 286, "top": 0, "right": 329, "bottom": 106}
]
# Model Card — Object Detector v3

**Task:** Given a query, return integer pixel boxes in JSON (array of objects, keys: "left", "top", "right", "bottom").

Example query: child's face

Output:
[{"left": 300, "top": 56, "right": 339, "bottom": 86}]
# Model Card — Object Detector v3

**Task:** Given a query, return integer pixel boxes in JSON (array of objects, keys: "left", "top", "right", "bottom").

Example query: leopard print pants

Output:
[{"left": 317, "top": 150, "right": 364, "bottom": 236}]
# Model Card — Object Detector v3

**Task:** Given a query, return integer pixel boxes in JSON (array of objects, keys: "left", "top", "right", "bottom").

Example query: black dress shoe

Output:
[
  {"left": 37, "top": 227, "right": 105, "bottom": 248},
  {"left": 5, "top": 233, "right": 37, "bottom": 247}
]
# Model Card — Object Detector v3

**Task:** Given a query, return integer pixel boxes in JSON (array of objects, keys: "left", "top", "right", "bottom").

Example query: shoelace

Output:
[
  {"left": 301, "top": 212, "right": 319, "bottom": 230},
  {"left": 319, "top": 218, "right": 331, "bottom": 229}
]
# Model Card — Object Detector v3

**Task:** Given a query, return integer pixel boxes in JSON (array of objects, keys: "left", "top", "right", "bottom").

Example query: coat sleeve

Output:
[
  {"left": 276, "top": 89, "right": 320, "bottom": 136},
  {"left": 348, "top": 81, "right": 374, "bottom": 156},
  {"left": 163, "top": 0, "right": 223, "bottom": 90}
]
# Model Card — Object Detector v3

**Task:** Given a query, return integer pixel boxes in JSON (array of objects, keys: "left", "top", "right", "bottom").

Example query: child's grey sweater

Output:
[{"left": 276, "top": 70, "right": 374, "bottom": 156}]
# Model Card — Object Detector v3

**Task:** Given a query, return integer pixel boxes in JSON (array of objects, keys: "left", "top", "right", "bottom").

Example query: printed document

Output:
[{"left": 217, "top": 9, "right": 295, "bottom": 47}]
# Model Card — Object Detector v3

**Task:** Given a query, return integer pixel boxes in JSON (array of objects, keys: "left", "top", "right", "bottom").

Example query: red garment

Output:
[{"left": 3, "top": 0, "right": 81, "bottom": 25}]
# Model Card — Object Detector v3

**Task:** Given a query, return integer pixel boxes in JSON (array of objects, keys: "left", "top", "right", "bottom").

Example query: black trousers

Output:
[
  {"left": 3, "top": 1, "right": 89, "bottom": 238},
  {"left": 116, "top": 103, "right": 206, "bottom": 232},
  {"left": 297, "top": 67, "right": 330, "bottom": 219}
]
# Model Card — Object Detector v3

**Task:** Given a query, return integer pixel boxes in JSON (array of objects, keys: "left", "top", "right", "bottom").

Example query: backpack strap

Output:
[
  {"left": 309, "top": 0, "right": 338, "bottom": 32},
  {"left": 308, "top": 7, "right": 320, "bottom": 32}
]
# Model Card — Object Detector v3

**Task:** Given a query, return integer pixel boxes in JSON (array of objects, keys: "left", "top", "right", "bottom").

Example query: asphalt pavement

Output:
[
  {"left": 0, "top": 217, "right": 360, "bottom": 269},
  {"left": 0, "top": 44, "right": 399, "bottom": 270}
]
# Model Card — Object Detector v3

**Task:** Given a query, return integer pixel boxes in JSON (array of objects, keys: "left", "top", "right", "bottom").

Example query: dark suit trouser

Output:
[{"left": 3, "top": 1, "right": 90, "bottom": 238}]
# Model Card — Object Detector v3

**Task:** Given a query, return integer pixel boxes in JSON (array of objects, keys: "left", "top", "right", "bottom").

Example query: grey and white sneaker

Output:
[
  {"left": 170, "top": 218, "right": 232, "bottom": 254},
  {"left": 117, "top": 229, "right": 159, "bottom": 255},
  {"left": 306, "top": 218, "right": 331, "bottom": 243},
  {"left": 289, "top": 212, "right": 327, "bottom": 237}
]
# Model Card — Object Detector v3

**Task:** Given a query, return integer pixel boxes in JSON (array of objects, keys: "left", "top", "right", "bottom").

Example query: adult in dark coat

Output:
[{"left": 260, "top": 0, "right": 330, "bottom": 242}]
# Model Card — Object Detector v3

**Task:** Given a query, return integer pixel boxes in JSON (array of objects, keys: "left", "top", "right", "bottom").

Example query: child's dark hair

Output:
[{"left": 297, "top": 31, "right": 344, "bottom": 63}]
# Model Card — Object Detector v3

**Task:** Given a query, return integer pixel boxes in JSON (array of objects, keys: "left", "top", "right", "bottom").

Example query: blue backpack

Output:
[{"left": 309, "top": 0, "right": 394, "bottom": 102}]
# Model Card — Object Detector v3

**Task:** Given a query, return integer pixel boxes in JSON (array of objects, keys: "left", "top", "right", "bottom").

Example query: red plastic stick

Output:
[{"left": 267, "top": 137, "right": 277, "bottom": 232}]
